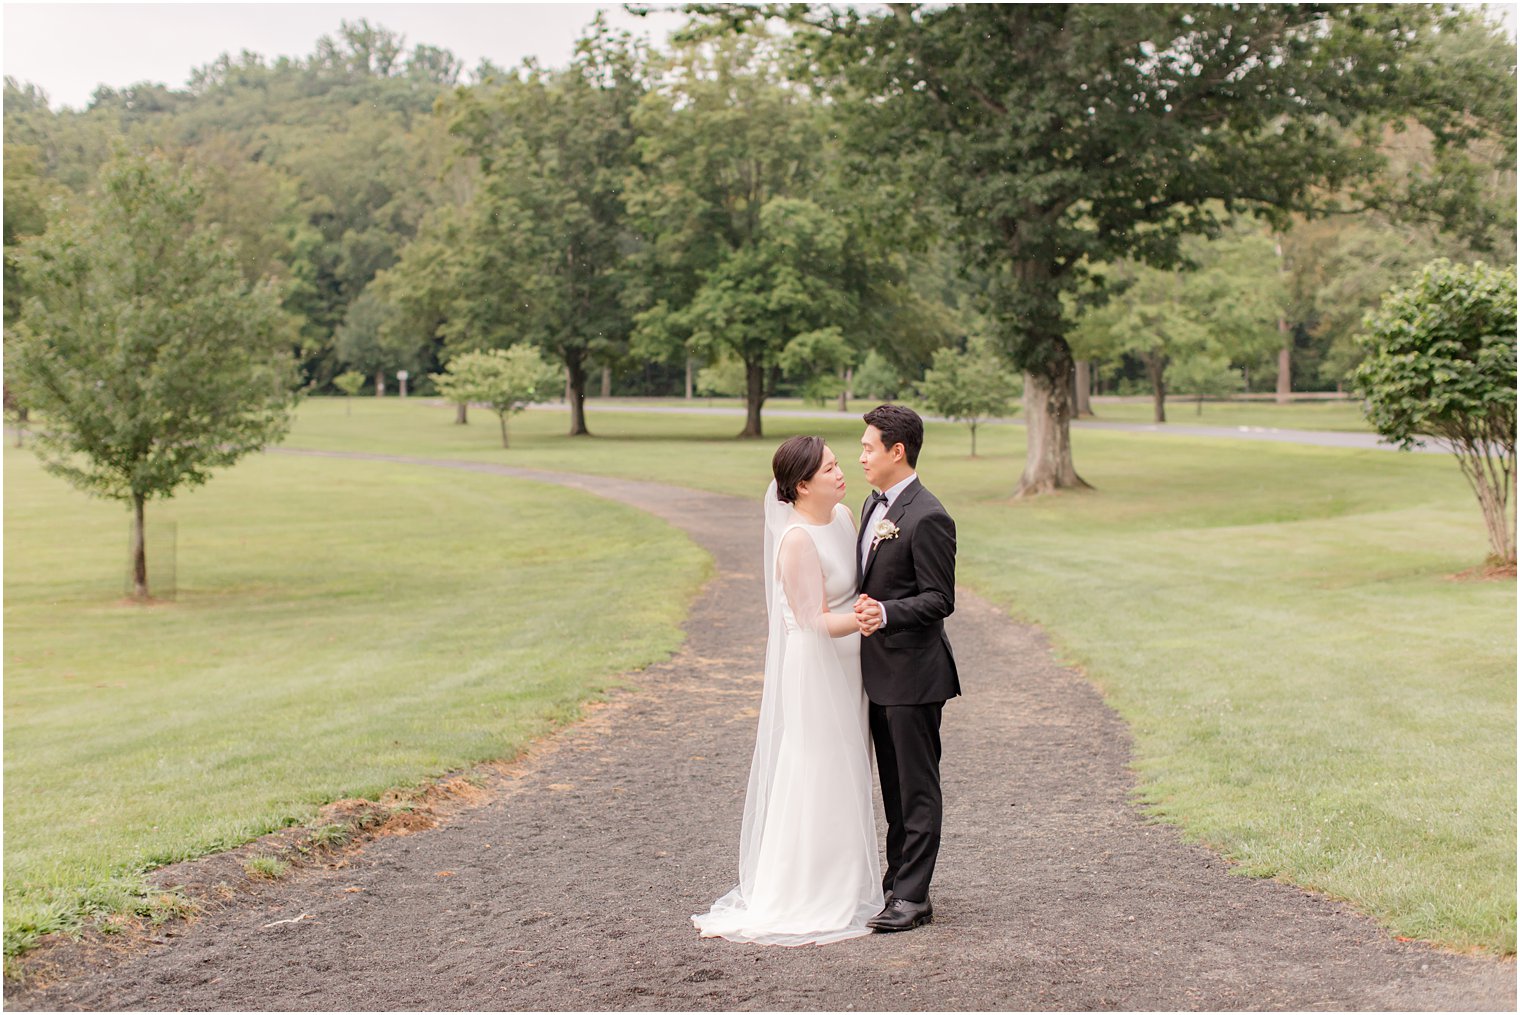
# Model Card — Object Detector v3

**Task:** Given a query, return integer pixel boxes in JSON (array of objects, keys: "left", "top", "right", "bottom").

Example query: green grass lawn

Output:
[
  {"left": 6, "top": 395, "right": 1512, "bottom": 958},
  {"left": 291, "top": 398, "right": 1515, "bottom": 952},
  {"left": 2, "top": 444, "right": 708, "bottom": 958},
  {"left": 1085, "top": 397, "right": 1372, "bottom": 431}
]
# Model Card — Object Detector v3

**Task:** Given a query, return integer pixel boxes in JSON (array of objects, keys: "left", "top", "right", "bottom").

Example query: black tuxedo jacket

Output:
[{"left": 857, "top": 478, "right": 960, "bottom": 706}]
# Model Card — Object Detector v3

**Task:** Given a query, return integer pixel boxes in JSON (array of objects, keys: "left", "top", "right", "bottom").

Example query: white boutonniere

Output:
[{"left": 873, "top": 518, "right": 901, "bottom": 542}]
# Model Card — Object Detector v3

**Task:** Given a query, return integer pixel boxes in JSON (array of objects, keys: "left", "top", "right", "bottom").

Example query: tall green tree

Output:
[
  {"left": 655, "top": 195, "right": 860, "bottom": 434},
  {"left": 445, "top": 14, "right": 646, "bottom": 436},
  {"left": 719, "top": 4, "right": 1515, "bottom": 494},
  {"left": 626, "top": 31, "right": 874, "bottom": 437},
  {"left": 9, "top": 152, "right": 300, "bottom": 599}
]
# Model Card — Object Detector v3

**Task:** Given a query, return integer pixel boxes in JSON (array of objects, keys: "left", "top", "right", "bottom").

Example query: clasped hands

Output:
[{"left": 853, "top": 594, "right": 883, "bottom": 636}]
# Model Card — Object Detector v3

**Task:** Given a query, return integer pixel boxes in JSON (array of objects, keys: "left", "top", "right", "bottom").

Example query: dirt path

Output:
[{"left": 8, "top": 452, "right": 1512, "bottom": 1011}]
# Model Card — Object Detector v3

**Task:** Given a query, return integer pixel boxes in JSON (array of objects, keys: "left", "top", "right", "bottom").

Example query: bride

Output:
[{"left": 692, "top": 436, "right": 882, "bottom": 946}]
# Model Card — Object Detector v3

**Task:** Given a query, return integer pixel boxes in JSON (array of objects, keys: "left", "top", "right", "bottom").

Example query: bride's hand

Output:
[{"left": 854, "top": 595, "right": 883, "bottom": 636}]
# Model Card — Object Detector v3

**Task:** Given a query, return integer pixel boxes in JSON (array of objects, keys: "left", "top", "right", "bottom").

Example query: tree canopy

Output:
[
  {"left": 694, "top": 3, "right": 1516, "bottom": 492},
  {"left": 443, "top": 14, "right": 646, "bottom": 435},
  {"left": 4, "top": 5, "right": 1513, "bottom": 457}
]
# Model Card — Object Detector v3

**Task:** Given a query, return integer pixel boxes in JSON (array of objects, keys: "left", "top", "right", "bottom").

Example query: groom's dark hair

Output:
[
  {"left": 863, "top": 404, "right": 923, "bottom": 468},
  {"left": 773, "top": 435, "right": 827, "bottom": 503}
]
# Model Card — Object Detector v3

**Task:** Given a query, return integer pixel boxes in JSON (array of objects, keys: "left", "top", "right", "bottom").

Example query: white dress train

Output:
[{"left": 692, "top": 496, "right": 882, "bottom": 946}]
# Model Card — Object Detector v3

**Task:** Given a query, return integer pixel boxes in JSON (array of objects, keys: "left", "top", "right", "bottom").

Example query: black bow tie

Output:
[{"left": 868, "top": 491, "right": 888, "bottom": 510}]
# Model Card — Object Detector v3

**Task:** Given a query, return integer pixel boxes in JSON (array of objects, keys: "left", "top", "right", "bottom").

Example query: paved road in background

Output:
[{"left": 524, "top": 403, "right": 1448, "bottom": 454}]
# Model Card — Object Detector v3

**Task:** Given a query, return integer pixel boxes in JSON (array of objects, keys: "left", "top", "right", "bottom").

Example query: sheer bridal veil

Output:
[{"left": 736, "top": 479, "right": 794, "bottom": 901}]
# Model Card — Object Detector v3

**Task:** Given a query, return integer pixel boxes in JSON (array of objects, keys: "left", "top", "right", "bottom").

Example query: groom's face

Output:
[{"left": 860, "top": 425, "right": 904, "bottom": 491}]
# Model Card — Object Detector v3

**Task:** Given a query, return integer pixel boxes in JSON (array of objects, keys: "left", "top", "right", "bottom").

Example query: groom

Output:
[{"left": 854, "top": 404, "right": 959, "bottom": 933}]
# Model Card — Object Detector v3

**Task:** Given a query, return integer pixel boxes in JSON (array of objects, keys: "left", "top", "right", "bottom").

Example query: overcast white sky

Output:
[
  {"left": 2, "top": 3, "right": 688, "bottom": 110},
  {"left": 3, "top": 2, "right": 1515, "bottom": 112}
]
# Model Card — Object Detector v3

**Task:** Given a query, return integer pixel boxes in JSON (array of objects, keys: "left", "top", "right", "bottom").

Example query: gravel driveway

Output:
[{"left": 7, "top": 453, "right": 1511, "bottom": 1011}]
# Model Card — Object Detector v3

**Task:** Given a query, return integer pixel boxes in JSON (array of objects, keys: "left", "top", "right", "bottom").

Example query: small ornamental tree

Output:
[
  {"left": 916, "top": 336, "right": 1022, "bottom": 457},
  {"left": 1168, "top": 351, "right": 1245, "bottom": 417},
  {"left": 433, "top": 347, "right": 559, "bottom": 448},
  {"left": 333, "top": 370, "right": 366, "bottom": 414},
  {"left": 1352, "top": 259, "right": 1517, "bottom": 566},
  {"left": 9, "top": 151, "right": 301, "bottom": 600}
]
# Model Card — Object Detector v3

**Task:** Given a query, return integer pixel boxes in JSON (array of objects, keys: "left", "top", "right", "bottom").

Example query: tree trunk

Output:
[
  {"left": 455, "top": 402, "right": 468, "bottom": 425},
  {"left": 684, "top": 357, "right": 694, "bottom": 400},
  {"left": 565, "top": 356, "right": 591, "bottom": 436},
  {"left": 969, "top": 421, "right": 978, "bottom": 457},
  {"left": 740, "top": 358, "right": 765, "bottom": 438},
  {"left": 498, "top": 412, "right": 510, "bottom": 449},
  {"left": 839, "top": 366, "right": 853, "bottom": 412},
  {"left": 1015, "top": 360, "right": 1092, "bottom": 497},
  {"left": 130, "top": 494, "right": 149, "bottom": 601},
  {"left": 1275, "top": 237, "right": 1292, "bottom": 405},
  {"left": 373, "top": 370, "right": 386, "bottom": 397},
  {"left": 1453, "top": 441, "right": 1517, "bottom": 566},
  {"left": 601, "top": 365, "right": 611, "bottom": 399},
  {"left": 1073, "top": 360, "right": 1094, "bottom": 417},
  {"left": 1142, "top": 351, "right": 1167, "bottom": 424},
  {"left": 1276, "top": 338, "right": 1292, "bottom": 404}
]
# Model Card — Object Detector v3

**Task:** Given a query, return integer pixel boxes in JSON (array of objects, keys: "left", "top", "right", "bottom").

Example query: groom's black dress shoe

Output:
[{"left": 867, "top": 896, "right": 932, "bottom": 932}]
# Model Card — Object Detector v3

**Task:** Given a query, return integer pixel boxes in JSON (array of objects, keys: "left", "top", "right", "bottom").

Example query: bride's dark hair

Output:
[{"left": 772, "top": 435, "right": 826, "bottom": 503}]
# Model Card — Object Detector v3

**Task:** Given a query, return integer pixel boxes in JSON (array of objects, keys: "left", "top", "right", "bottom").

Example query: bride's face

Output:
[{"left": 800, "top": 445, "right": 847, "bottom": 507}]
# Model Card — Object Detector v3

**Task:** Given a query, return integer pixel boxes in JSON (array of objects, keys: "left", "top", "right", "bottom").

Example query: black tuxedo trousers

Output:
[{"left": 858, "top": 479, "right": 959, "bottom": 903}]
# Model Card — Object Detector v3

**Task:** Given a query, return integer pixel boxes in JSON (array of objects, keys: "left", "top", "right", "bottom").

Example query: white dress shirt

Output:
[{"left": 862, "top": 472, "right": 917, "bottom": 628}]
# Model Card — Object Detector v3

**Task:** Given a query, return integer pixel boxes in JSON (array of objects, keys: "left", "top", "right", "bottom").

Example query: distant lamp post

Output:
[{"left": 396, "top": 370, "right": 409, "bottom": 398}]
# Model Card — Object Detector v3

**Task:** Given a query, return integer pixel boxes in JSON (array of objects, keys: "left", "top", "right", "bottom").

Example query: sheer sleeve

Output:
[{"left": 777, "top": 528, "right": 829, "bottom": 636}]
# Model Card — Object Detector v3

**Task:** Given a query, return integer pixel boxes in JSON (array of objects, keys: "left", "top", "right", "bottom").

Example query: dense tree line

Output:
[{"left": 5, "top": 6, "right": 1514, "bottom": 463}]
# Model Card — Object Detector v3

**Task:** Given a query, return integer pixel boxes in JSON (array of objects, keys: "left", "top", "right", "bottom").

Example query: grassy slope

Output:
[{"left": 3, "top": 446, "right": 707, "bottom": 954}]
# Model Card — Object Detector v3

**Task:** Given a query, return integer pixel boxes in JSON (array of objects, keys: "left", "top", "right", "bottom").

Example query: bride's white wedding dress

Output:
[{"left": 692, "top": 487, "right": 882, "bottom": 946}]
